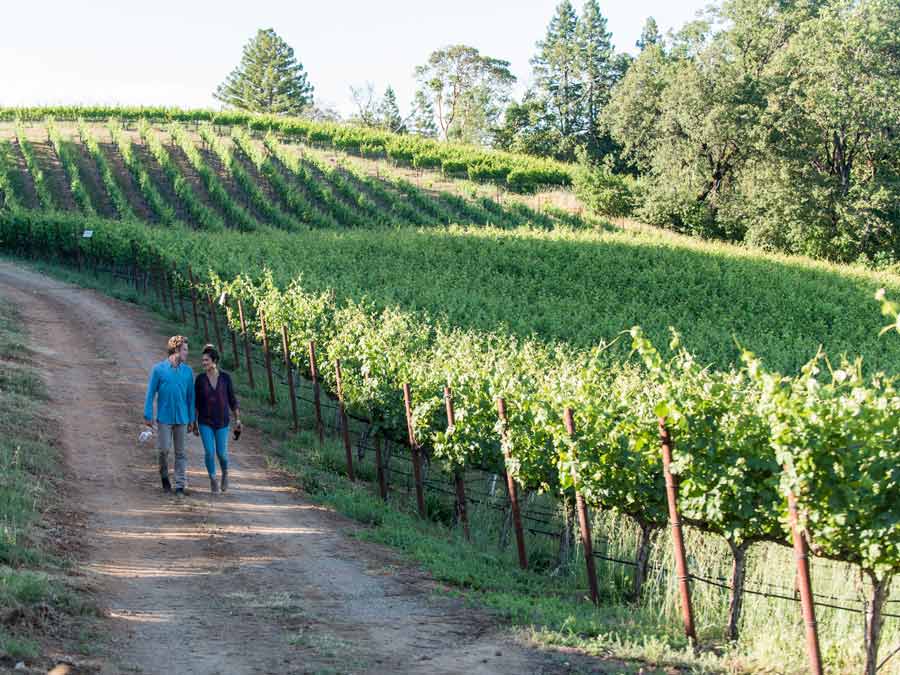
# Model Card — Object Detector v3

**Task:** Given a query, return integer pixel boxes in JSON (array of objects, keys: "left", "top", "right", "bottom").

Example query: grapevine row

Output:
[
  {"left": 0, "top": 209, "right": 896, "bottom": 672},
  {"left": 168, "top": 123, "right": 256, "bottom": 232},
  {"left": 0, "top": 141, "right": 23, "bottom": 210},
  {"left": 262, "top": 134, "right": 359, "bottom": 227},
  {"left": 15, "top": 122, "right": 56, "bottom": 210},
  {"left": 137, "top": 120, "right": 224, "bottom": 230},
  {"left": 0, "top": 106, "right": 573, "bottom": 192},
  {"left": 230, "top": 129, "right": 338, "bottom": 229},
  {"left": 107, "top": 121, "right": 178, "bottom": 225},
  {"left": 198, "top": 124, "right": 299, "bottom": 231},
  {"left": 46, "top": 119, "right": 95, "bottom": 215},
  {"left": 77, "top": 120, "right": 132, "bottom": 219}
]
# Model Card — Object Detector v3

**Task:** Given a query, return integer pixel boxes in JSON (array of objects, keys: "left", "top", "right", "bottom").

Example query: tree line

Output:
[{"left": 214, "top": 0, "right": 900, "bottom": 264}]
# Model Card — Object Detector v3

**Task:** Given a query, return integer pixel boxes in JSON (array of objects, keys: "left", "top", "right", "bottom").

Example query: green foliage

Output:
[
  {"left": 572, "top": 161, "right": 636, "bottom": 217},
  {"left": 168, "top": 123, "right": 256, "bottom": 231},
  {"left": 108, "top": 119, "right": 179, "bottom": 225},
  {"left": 78, "top": 119, "right": 132, "bottom": 219},
  {"left": 214, "top": 28, "right": 314, "bottom": 115},
  {"left": 46, "top": 119, "right": 95, "bottom": 215},
  {"left": 415, "top": 44, "right": 516, "bottom": 144},
  {"left": 0, "top": 106, "right": 575, "bottom": 193},
  {"left": 605, "top": 0, "right": 900, "bottom": 262},
  {"left": 0, "top": 141, "right": 23, "bottom": 210},
  {"left": 15, "top": 122, "right": 56, "bottom": 211},
  {"left": 138, "top": 120, "right": 224, "bottom": 230}
]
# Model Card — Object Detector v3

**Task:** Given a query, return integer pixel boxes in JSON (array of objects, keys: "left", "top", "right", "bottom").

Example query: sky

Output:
[{"left": 0, "top": 1, "right": 709, "bottom": 117}]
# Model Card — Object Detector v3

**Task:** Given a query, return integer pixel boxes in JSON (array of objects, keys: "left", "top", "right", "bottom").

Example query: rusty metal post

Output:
[
  {"left": 335, "top": 359, "right": 355, "bottom": 480},
  {"left": 207, "top": 294, "right": 225, "bottom": 358},
  {"left": 658, "top": 418, "right": 697, "bottom": 643},
  {"left": 308, "top": 341, "right": 325, "bottom": 445},
  {"left": 787, "top": 490, "right": 823, "bottom": 675},
  {"left": 236, "top": 298, "right": 255, "bottom": 389},
  {"left": 564, "top": 408, "right": 599, "bottom": 605},
  {"left": 280, "top": 325, "right": 299, "bottom": 431},
  {"left": 497, "top": 398, "right": 527, "bottom": 570},
  {"left": 403, "top": 383, "right": 428, "bottom": 519},
  {"left": 444, "top": 387, "right": 470, "bottom": 540},
  {"left": 259, "top": 311, "right": 276, "bottom": 406},
  {"left": 374, "top": 433, "right": 388, "bottom": 500}
]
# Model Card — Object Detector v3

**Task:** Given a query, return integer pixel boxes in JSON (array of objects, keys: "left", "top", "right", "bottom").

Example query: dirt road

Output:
[{"left": 0, "top": 262, "right": 592, "bottom": 675}]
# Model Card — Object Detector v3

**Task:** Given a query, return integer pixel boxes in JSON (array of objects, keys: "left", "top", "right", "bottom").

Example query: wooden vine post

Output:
[
  {"left": 174, "top": 265, "right": 186, "bottom": 325},
  {"left": 374, "top": 434, "right": 388, "bottom": 501},
  {"left": 786, "top": 490, "right": 823, "bottom": 675},
  {"left": 259, "top": 311, "right": 277, "bottom": 406},
  {"left": 280, "top": 325, "right": 299, "bottom": 431},
  {"left": 497, "top": 398, "right": 527, "bottom": 570},
  {"left": 402, "top": 383, "right": 427, "bottom": 519},
  {"left": 187, "top": 267, "right": 199, "bottom": 330},
  {"left": 166, "top": 269, "right": 176, "bottom": 316},
  {"left": 443, "top": 387, "right": 469, "bottom": 540},
  {"left": 308, "top": 341, "right": 325, "bottom": 445},
  {"left": 236, "top": 298, "right": 255, "bottom": 389},
  {"left": 658, "top": 417, "right": 697, "bottom": 644},
  {"left": 334, "top": 359, "right": 355, "bottom": 480},
  {"left": 207, "top": 293, "right": 225, "bottom": 358},
  {"left": 564, "top": 408, "right": 599, "bottom": 605}
]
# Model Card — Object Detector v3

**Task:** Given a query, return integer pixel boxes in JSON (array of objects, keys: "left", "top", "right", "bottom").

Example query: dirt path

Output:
[{"left": 0, "top": 262, "right": 593, "bottom": 675}]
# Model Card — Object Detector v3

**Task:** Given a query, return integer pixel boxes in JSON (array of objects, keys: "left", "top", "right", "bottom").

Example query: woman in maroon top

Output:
[{"left": 194, "top": 345, "right": 241, "bottom": 493}]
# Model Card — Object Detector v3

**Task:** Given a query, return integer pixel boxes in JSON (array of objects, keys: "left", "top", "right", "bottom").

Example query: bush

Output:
[{"left": 573, "top": 164, "right": 637, "bottom": 218}]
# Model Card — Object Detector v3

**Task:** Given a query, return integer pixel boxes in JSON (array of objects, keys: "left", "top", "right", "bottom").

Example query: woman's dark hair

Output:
[{"left": 202, "top": 344, "right": 219, "bottom": 364}]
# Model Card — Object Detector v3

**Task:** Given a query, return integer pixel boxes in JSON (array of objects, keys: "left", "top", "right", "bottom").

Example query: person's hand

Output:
[
  {"left": 145, "top": 419, "right": 154, "bottom": 428},
  {"left": 191, "top": 423, "right": 200, "bottom": 436}
]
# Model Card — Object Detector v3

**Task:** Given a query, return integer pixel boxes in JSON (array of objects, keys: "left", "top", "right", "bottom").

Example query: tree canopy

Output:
[{"left": 214, "top": 28, "right": 314, "bottom": 115}]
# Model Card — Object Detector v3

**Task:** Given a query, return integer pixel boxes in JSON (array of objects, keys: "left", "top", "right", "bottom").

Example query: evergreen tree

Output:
[
  {"left": 378, "top": 86, "right": 406, "bottom": 134},
  {"left": 578, "top": 0, "right": 620, "bottom": 160},
  {"left": 214, "top": 29, "right": 314, "bottom": 115},
  {"left": 411, "top": 90, "right": 438, "bottom": 138},
  {"left": 637, "top": 17, "right": 662, "bottom": 51},
  {"left": 531, "top": 0, "right": 583, "bottom": 148}
]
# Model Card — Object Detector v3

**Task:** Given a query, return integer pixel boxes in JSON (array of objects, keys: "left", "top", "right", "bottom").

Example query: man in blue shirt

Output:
[{"left": 144, "top": 335, "right": 196, "bottom": 496}]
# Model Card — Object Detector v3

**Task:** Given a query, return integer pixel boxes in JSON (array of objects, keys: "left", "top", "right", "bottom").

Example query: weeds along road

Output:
[{"left": 0, "top": 261, "right": 588, "bottom": 675}]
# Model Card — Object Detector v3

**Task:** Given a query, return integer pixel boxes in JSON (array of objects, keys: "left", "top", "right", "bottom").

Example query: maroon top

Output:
[{"left": 194, "top": 371, "right": 238, "bottom": 429}]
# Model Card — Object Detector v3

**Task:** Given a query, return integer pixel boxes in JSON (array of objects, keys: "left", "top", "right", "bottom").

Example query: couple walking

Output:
[{"left": 143, "top": 335, "right": 241, "bottom": 496}]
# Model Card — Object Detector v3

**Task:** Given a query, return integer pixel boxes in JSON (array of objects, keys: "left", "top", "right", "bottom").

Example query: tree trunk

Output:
[
  {"left": 864, "top": 571, "right": 891, "bottom": 675},
  {"left": 727, "top": 540, "right": 750, "bottom": 641},
  {"left": 632, "top": 521, "right": 657, "bottom": 602}
]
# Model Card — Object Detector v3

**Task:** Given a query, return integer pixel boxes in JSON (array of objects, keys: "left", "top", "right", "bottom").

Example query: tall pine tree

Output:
[
  {"left": 214, "top": 29, "right": 314, "bottom": 115},
  {"left": 411, "top": 90, "right": 438, "bottom": 138},
  {"left": 531, "top": 0, "right": 583, "bottom": 153},
  {"left": 378, "top": 86, "right": 406, "bottom": 133},
  {"left": 637, "top": 17, "right": 662, "bottom": 51},
  {"left": 578, "top": 0, "right": 619, "bottom": 160}
]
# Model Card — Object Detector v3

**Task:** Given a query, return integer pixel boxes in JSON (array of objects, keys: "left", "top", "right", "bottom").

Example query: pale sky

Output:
[{"left": 1, "top": 1, "right": 709, "bottom": 117}]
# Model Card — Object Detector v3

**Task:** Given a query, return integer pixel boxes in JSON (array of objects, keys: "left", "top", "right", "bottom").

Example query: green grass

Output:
[{"left": 0, "top": 295, "right": 99, "bottom": 664}]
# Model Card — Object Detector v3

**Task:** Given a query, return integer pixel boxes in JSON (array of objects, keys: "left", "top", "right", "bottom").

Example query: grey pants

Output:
[{"left": 158, "top": 423, "right": 188, "bottom": 489}]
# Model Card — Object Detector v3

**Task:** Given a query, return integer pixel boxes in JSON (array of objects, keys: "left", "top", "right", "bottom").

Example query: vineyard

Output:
[{"left": 1, "top": 110, "right": 899, "bottom": 673}]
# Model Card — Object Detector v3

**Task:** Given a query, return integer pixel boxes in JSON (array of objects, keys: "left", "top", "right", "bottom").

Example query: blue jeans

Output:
[{"left": 198, "top": 424, "right": 229, "bottom": 479}]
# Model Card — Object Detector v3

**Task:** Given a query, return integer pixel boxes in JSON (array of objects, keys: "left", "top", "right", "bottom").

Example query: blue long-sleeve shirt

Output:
[{"left": 144, "top": 360, "right": 196, "bottom": 425}]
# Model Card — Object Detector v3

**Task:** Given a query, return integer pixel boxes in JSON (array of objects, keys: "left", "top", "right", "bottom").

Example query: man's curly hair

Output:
[{"left": 167, "top": 335, "right": 189, "bottom": 355}]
